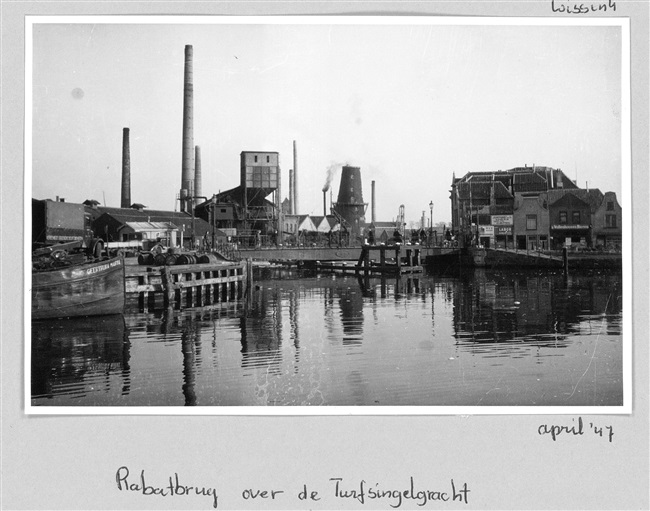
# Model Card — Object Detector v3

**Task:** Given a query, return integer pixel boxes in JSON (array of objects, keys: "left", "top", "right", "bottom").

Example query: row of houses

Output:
[{"left": 451, "top": 166, "right": 622, "bottom": 250}]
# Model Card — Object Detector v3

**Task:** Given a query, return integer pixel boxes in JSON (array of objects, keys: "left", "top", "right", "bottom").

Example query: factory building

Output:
[
  {"left": 194, "top": 151, "right": 282, "bottom": 246},
  {"left": 87, "top": 203, "right": 212, "bottom": 250}
]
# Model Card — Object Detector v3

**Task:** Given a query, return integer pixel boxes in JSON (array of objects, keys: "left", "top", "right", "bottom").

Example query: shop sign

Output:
[
  {"left": 495, "top": 226, "right": 512, "bottom": 235},
  {"left": 479, "top": 225, "right": 494, "bottom": 235},
  {"left": 551, "top": 224, "right": 590, "bottom": 230},
  {"left": 491, "top": 215, "right": 513, "bottom": 226}
]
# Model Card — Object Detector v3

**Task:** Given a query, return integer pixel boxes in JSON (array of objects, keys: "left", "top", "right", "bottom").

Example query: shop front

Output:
[
  {"left": 491, "top": 215, "right": 513, "bottom": 249},
  {"left": 550, "top": 225, "right": 591, "bottom": 250},
  {"left": 478, "top": 225, "right": 494, "bottom": 248}
]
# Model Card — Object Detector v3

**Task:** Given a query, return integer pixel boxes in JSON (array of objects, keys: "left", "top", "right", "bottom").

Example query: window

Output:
[
  {"left": 607, "top": 201, "right": 614, "bottom": 211},
  {"left": 559, "top": 211, "right": 567, "bottom": 224},
  {"left": 526, "top": 215, "right": 537, "bottom": 230},
  {"left": 606, "top": 214, "right": 617, "bottom": 228},
  {"left": 572, "top": 211, "right": 581, "bottom": 224},
  {"left": 266, "top": 155, "right": 270, "bottom": 163},
  {"left": 254, "top": 155, "right": 258, "bottom": 162}
]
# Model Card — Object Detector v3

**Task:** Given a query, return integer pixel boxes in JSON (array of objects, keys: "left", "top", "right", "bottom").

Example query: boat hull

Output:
[{"left": 32, "top": 257, "right": 126, "bottom": 320}]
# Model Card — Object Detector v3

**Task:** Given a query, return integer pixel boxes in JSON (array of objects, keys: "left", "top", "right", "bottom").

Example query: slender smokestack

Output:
[
  {"left": 293, "top": 140, "right": 298, "bottom": 214},
  {"left": 180, "top": 44, "right": 194, "bottom": 212},
  {"left": 121, "top": 127, "right": 131, "bottom": 208},
  {"left": 371, "top": 180, "right": 376, "bottom": 224},
  {"left": 289, "top": 169, "right": 294, "bottom": 214},
  {"left": 194, "top": 145, "right": 202, "bottom": 207},
  {"left": 323, "top": 190, "right": 327, "bottom": 217}
]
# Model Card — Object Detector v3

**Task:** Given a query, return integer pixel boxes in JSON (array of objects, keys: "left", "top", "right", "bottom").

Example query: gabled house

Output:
[
  {"left": 310, "top": 216, "right": 332, "bottom": 233},
  {"left": 547, "top": 190, "right": 600, "bottom": 249},
  {"left": 591, "top": 191, "right": 622, "bottom": 249},
  {"left": 323, "top": 215, "right": 341, "bottom": 233},
  {"left": 513, "top": 195, "right": 550, "bottom": 250},
  {"left": 282, "top": 214, "right": 318, "bottom": 243}
]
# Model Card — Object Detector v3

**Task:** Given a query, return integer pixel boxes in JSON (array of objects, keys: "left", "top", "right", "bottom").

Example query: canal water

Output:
[{"left": 30, "top": 268, "right": 623, "bottom": 408}]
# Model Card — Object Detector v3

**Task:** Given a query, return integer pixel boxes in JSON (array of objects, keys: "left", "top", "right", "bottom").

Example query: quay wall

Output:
[
  {"left": 484, "top": 248, "right": 562, "bottom": 269},
  {"left": 482, "top": 248, "right": 621, "bottom": 270}
]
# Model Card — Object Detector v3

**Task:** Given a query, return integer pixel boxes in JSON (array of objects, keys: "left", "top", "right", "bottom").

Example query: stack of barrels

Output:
[{"left": 138, "top": 250, "right": 220, "bottom": 266}]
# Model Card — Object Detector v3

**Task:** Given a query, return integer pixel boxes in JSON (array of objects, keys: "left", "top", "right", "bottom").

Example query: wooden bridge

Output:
[{"left": 237, "top": 245, "right": 461, "bottom": 264}]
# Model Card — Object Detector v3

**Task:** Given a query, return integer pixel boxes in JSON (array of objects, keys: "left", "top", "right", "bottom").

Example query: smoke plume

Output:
[{"left": 322, "top": 162, "right": 344, "bottom": 192}]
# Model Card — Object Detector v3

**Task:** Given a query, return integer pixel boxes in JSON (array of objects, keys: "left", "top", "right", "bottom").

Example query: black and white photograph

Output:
[
  {"left": 26, "top": 16, "right": 630, "bottom": 411},
  {"left": 3, "top": 3, "right": 649, "bottom": 509}
]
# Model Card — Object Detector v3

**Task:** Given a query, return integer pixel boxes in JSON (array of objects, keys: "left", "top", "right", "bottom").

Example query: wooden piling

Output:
[
  {"left": 246, "top": 258, "right": 253, "bottom": 295},
  {"left": 396, "top": 245, "right": 402, "bottom": 274},
  {"left": 125, "top": 260, "right": 247, "bottom": 312},
  {"left": 162, "top": 266, "right": 173, "bottom": 308}
]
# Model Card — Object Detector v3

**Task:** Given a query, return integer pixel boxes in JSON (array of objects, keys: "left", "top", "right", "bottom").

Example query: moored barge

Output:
[{"left": 31, "top": 256, "right": 126, "bottom": 320}]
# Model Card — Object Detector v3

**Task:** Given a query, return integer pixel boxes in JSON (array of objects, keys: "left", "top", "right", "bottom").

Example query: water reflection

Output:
[
  {"left": 240, "top": 285, "right": 283, "bottom": 374},
  {"left": 30, "top": 269, "right": 623, "bottom": 406},
  {"left": 180, "top": 319, "right": 200, "bottom": 406},
  {"left": 452, "top": 270, "right": 622, "bottom": 350},
  {"left": 338, "top": 286, "right": 364, "bottom": 345},
  {"left": 31, "top": 314, "right": 130, "bottom": 401}
]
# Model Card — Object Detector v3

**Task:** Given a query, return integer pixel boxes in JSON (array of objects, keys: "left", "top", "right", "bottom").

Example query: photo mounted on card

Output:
[{"left": 25, "top": 15, "right": 631, "bottom": 415}]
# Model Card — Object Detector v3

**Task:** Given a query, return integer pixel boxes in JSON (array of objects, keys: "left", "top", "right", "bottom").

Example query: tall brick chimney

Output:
[
  {"left": 180, "top": 44, "right": 194, "bottom": 212},
  {"left": 121, "top": 127, "right": 131, "bottom": 208}
]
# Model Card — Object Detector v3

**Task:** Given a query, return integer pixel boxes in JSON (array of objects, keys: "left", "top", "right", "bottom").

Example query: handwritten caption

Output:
[
  {"left": 550, "top": 0, "right": 616, "bottom": 14},
  {"left": 538, "top": 417, "right": 614, "bottom": 442},
  {"left": 115, "top": 467, "right": 470, "bottom": 509}
]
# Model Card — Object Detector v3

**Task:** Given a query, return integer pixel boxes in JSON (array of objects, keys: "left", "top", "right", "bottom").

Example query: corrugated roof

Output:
[
  {"left": 123, "top": 221, "right": 177, "bottom": 231},
  {"left": 98, "top": 206, "right": 189, "bottom": 220}
]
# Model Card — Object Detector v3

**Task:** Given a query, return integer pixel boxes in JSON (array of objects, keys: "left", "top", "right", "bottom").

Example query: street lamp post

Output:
[{"left": 429, "top": 201, "right": 434, "bottom": 246}]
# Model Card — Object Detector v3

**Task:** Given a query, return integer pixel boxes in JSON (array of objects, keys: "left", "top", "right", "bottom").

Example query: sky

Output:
[{"left": 30, "top": 17, "right": 624, "bottom": 225}]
